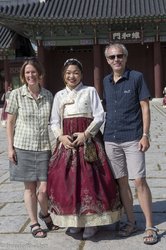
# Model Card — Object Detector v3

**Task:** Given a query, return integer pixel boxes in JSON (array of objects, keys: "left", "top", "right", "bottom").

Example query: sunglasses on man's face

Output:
[{"left": 107, "top": 54, "right": 124, "bottom": 60}]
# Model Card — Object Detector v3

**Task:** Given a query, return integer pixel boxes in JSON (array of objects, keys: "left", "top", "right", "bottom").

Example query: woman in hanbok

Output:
[{"left": 47, "top": 58, "right": 123, "bottom": 240}]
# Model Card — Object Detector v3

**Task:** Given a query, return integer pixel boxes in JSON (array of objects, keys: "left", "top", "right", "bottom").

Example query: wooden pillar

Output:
[
  {"left": 4, "top": 56, "right": 10, "bottom": 92},
  {"left": 37, "top": 40, "right": 45, "bottom": 87},
  {"left": 154, "top": 41, "right": 162, "bottom": 98},
  {"left": 93, "top": 44, "right": 103, "bottom": 98}
]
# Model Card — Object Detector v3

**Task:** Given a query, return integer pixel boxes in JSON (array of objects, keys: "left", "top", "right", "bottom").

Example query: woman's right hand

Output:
[
  {"left": 58, "top": 135, "right": 75, "bottom": 149},
  {"left": 8, "top": 148, "right": 17, "bottom": 165}
]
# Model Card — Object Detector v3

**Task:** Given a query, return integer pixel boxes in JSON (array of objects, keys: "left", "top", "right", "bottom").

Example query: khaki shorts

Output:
[{"left": 105, "top": 140, "right": 146, "bottom": 180}]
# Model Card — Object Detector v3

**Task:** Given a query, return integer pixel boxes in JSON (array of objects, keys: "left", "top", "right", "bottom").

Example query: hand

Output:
[
  {"left": 58, "top": 135, "right": 75, "bottom": 149},
  {"left": 72, "top": 132, "right": 86, "bottom": 146},
  {"left": 8, "top": 148, "right": 17, "bottom": 165},
  {"left": 138, "top": 137, "right": 150, "bottom": 152}
]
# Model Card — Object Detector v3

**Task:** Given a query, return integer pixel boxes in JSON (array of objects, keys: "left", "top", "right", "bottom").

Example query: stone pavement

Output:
[{"left": 0, "top": 99, "right": 166, "bottom": 250}]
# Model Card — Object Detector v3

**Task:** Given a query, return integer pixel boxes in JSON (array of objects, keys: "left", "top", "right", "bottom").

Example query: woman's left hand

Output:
[{"left": 72, "top": 132, "right": 86, "bottom": 146}]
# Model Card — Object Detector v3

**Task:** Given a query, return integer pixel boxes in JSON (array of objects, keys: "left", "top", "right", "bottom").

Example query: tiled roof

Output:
[
  {"left": 0, "top": 0, "right": 166, "bottom": 49},
  {"left": 0, "top": 26, "right": 15, "bottom": 48},
  {"left": 0, "top": 1, "right": 41, "bottom": 49},
  {"left": 0, "top": 0, "right": 40, "bottom": 6},
  {"left": 0, "top": 0, "right": 166, "bottom": 21}
]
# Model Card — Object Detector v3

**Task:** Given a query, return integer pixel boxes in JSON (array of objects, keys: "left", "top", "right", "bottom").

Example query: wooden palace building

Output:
[{"left": 1, "top": 0, "right": 166, "bottom": 98}]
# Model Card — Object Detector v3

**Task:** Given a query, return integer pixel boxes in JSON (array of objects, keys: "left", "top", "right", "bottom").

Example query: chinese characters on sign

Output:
[{"left": 110, "top": 31, "right": 142, "bottom": 42}]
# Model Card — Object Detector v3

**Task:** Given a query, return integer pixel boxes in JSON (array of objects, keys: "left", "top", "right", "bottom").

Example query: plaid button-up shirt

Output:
[{"left": 6, "top": 84, "right": 53, "bottom": 151}]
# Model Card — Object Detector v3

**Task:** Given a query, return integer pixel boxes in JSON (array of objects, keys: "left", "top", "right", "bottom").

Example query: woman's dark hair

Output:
[
  {"left": 62, "top": 58, "right": 83, "bottom": 82},
  {"left": 63, "top": 58, "right": 83, "bottom": 72},
  {"left": 62, "top": 58, "right": 83, "bottom": 76},
  {"left": 20, "top": 57, "right": 45, "bottom": 84}
]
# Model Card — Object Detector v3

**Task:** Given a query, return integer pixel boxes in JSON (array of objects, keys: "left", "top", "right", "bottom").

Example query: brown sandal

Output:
[
  {"left": 118, "top": 221, "right": 138, "bottom": 237},
  {"left": 39, "top": 211, "right": 59, "bottom": 231}
]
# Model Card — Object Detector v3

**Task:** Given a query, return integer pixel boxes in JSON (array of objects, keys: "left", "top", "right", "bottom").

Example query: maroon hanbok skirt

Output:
[{"left": 47, "top": 117, "right": 123, "bottom": 227}]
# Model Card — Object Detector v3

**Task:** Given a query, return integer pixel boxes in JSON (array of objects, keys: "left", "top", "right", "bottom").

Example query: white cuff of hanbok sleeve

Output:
[{"left": 51, "top": 127, "right": 63, "bottom": 140}]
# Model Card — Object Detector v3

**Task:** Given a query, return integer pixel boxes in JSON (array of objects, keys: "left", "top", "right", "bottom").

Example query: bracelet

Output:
[{"left": 143, "top": 133, "right": 150, "bottom": 139}]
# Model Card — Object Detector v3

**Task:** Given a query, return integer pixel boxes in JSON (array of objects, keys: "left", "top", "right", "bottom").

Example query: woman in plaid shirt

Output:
[{"left": 6, "top": 58, "right": 59, "bottom": 238}]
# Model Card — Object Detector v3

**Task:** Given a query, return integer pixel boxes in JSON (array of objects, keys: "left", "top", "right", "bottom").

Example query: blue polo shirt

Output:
[{"left": 103, "top": 68, "right": 151, "bottom": 143}]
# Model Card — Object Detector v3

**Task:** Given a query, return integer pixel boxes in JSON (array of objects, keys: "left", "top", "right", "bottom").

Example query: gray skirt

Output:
[{"left": 10, "top": 148, "right": 51, "bottom": 182}]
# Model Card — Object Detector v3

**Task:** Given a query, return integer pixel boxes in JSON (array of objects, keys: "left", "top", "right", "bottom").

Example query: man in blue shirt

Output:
[{"left": 103, "top": 43, "right": 158, "bottom": 245}]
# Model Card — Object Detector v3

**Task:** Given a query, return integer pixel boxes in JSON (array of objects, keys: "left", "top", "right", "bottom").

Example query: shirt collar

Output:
[
  {"left": 21, "top": 84, "right": 45, "bottom": 99},
  {"left": 109, "top": 68, "right": 130, "bottom": 82},
  {"left": 66, "top": 82, "right": 83, "bottom": 93}
]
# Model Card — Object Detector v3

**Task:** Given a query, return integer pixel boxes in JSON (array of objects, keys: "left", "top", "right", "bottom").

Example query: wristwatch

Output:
[{"left": 143, "top": 133, "right": 150, "bottom": 139}]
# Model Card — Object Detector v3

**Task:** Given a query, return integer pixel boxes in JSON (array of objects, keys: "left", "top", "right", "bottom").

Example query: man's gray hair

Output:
[{"left": 104, "top": 43, "right": 128, "bottom": 58}]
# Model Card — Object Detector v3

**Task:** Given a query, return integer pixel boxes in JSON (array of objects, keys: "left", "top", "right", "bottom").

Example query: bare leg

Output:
[
  {"left": 37, "top": 181, "right": 48, "bottom": 215},
  {"left": 117, "top": 176, "right": 138, "bottom": 237},
  {"left": 24, "top": 182, "right": 38, "bottom": 224},
  {"left": 134, "top": 178, "right": 156, "bottom": 243},
  {"left": 24, "top": 182, "right": 45, "bottom": 237},
  {"left": 37, "top": 181, "right": 58, "bottom": 230},
  {"left": 134, "top": 178, "right": 153, "bottom": 241},
  {"left": 134, "top": 178, "right": 153, "bottom": 227},
  {"left": 117, "top": 176, "right": 135, "bottom": 224}
]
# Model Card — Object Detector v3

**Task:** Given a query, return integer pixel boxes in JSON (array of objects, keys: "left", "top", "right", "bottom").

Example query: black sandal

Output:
[
  {"left": 30, "top": 223, "right": 47, "bottom": 238},
  {"left": 118, "top": 221, "right": 138, "bottom": 237},
  {"left": 39, "top": 211, "right": 59, "bottom": 231}
]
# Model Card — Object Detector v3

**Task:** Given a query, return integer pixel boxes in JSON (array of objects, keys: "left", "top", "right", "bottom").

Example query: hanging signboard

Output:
[{"left": 110, "top": 30, "right": 143, "bottom": 43}]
